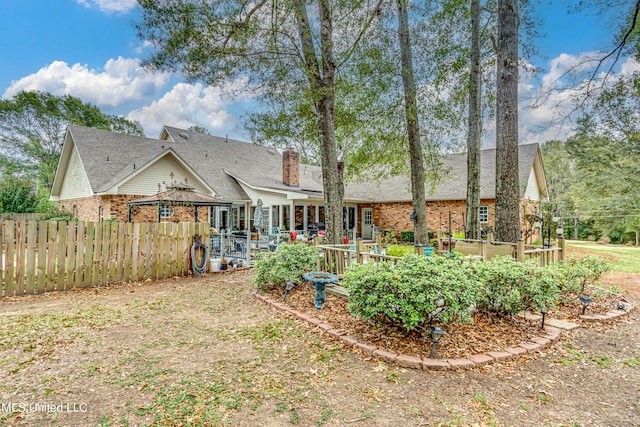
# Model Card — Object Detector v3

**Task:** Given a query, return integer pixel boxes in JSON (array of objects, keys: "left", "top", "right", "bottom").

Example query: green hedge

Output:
[
  {"left": 253, "top": 243, "right": 319, "bottom": 290},
  {"left": 400, "top": 230, "right": 414, "bottom": 242},
  {"left": 344, "top": 254, "right": 477, "bottom": 330},
  {"left": 471, "top": 257, "right": 557, "bottom": 316},
  {"left": 343, "top": 253, "right": 610, "bottom": 329}
]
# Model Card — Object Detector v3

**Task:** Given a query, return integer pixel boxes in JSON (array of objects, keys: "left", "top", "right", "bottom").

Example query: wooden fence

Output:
[
  {"left": 1, "top": 220, "right": 210, "bottom": 297},
  {"left": 0, "top": 213, "right": 48, "bottom": 222}
]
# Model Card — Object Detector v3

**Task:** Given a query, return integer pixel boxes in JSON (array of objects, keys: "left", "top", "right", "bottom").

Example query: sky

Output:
[{"left": 0, "top": 0, "right": 636, "bottom": 145}]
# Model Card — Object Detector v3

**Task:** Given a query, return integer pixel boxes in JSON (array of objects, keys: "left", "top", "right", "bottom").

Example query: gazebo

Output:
[{"left": 127, "top": 183, "right": 231, "bottom": 223}]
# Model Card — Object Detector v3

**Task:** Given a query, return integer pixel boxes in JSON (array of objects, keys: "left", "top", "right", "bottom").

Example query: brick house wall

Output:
[
  {"left": 59, "top": 195, "right": 210, "bottom": 224},
  {"left": 129, "top": 204, "right": 209, "bottom": 223},
  {"left": 59, "top": 196, "right": 103, "bottom": 222},
  {"left": 360, "top": 198, "right": 538, "bottom": 240}
]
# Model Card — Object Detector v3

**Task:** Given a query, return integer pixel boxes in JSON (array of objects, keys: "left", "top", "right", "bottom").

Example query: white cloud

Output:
[
  {"left": 76, "top": 0, "right": 137, "bottom": 14},
  {"left": 514, "top": 55, "right": 639, "bottom": 146},
  {"left": 127, "top": 81, "right": 255, "bottom": 137},
  {"left": 541, "top": 52, "right": 602, "bottom": 90},
  {"left": 134, "top": 40, "right": 155, "bottom": 54},
  {"left": 2, "top": 58, "right": 171, "bottom": 107}
]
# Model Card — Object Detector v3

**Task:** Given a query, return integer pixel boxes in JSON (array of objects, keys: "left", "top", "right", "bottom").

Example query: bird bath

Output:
[{"left": 302, "top": 272, "right": 339, "bottom": 309}]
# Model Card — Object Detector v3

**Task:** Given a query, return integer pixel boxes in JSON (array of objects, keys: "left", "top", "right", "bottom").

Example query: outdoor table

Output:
[{"left": 302, "top": 272, "right": 339, "bottom": 309}]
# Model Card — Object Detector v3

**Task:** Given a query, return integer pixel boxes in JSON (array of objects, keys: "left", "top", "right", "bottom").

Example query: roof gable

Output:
[
  {"left": 109, "top": 150, "right": 215, "bottom": 196},
  {"left": 54, "top": 143, "right": 92, "bottom": 200}
]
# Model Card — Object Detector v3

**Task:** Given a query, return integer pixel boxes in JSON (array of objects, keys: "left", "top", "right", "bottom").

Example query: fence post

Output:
[
  {"left": 516, "top": 238, "right": 525, "bottom": 263},
  {"left": 558, "top": 236, "right": 565, "bottom": 262},
  {"left": 356, "top": 238, "right": 363, "bottom": 264},
  {"left": 487, "top": 231, "right": 494, "bottom": 244},
  {"left": 375, "top": 232, "right": 382, "bottom": 249},
  {"left": 480, "top": 240, "right": 487, "bottom": 260},
  {"left": 437, "top": 230, "right": 442, "bottom": 252}
]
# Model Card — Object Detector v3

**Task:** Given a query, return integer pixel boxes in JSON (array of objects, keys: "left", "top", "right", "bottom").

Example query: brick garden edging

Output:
[
  {"left": 252, "top": 292, "right": 623, "bottom": 371},
  {"left": 579, "top": 300, "right": 635, "bottom": 321}
]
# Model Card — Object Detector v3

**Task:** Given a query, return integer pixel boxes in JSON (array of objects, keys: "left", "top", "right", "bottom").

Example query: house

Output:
[{"left": 50, "top": 125, "right": 548, "bottom": 241}]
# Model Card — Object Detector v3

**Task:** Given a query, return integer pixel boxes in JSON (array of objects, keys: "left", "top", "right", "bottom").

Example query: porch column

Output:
[
  {"left": 315, "top": 205, "right": 319, "bottom": 222},
  {"left": 354, "top": 206, "right": 359, "bottom": 239},
  {"left": 303, "top": 205, "right": 308, "bottom": 231},
  {"left": 289, "top": 201, "right": 295, "bottom": 231},
  {"left": 279, "top": 205, "right": 284, "bottom": 229},
  {"left": 245, "top": 202, "right": 251, "bottom": 234}
]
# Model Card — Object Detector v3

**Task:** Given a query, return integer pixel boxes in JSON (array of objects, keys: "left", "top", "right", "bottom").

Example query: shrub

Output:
[
  {"left": 473, "top": 256, "right": 552, "bottom": 316},
  {"left": 528, "top": 265, "right": 563, "bottom": 311},
  {"left": 381, "top": 229, "right": 397, "bottom": 245},
  {"left": 253, "top": 243, "right": 319, "bottom": 290},
  {"left": 343, "top": 254, "right": 477, "bottom": 331},
  {"left": 564, "top": 254, "right": 610, "bottom": 292},
  {"left": 0, "top": 178, "right": 41, "bottom": 213},
  {"left": 399, "top": 230, "right": 414, "bottom": 243},
  {"left": 546, "top": 254, "right": 611, "bottom": 297}
]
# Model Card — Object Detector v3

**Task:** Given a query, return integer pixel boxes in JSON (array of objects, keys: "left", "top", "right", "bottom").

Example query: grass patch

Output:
[
  {"left": 0, "top": 304, "right": 123, "bottom": 373},
  {"left": 535, "top": 392, "right": 555, "bottom": 404},
  {"left": 566, "top": 242, "right": 640, "bottom": 273},
  {"left": 384, "top": 244, "right": 416, "bottom": 257},
  {"left": 216, "top": 320, "right": 295, "bottom": 344},
  {"left": 621, "top": 358, "right": 640, "bottom": 367}
]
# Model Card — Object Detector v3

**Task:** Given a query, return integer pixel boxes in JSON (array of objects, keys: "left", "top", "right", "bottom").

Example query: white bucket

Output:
[{"left": 210, "top": 259, "right": 221, "bottom": 271}]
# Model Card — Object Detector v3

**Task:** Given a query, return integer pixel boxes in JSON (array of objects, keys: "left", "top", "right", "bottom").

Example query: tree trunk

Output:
[
  {"left": 495, "top": 0, "right": 521, "bottom": 242},
  {"left": 294, "top": 0, "right": 343, "bottom": 245},
  {"left": 396, "top": 0, "right": 428, "bottom": 245},
  {"left": 465, "top": 0, "right": 482, "bottom": 240}
]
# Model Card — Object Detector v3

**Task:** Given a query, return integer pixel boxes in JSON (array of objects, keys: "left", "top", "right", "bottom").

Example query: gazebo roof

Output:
[{"left": 128, "top": 184, "right": 231, "bottom": 206}]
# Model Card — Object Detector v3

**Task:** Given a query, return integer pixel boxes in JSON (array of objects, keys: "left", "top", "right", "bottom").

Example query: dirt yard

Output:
[{"left": 1, "top": 268, "right": 639, "bottom": 426}]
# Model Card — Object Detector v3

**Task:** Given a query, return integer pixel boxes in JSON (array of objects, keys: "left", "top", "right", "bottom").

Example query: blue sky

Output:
[{"left": 0, "top": 0, "right": 635, "bottom": 143}]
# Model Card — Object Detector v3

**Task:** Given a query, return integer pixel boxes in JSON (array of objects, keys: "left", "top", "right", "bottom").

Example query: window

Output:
[
  {"left": 479, "top": 206, "right": 488, "bottom": 223},
  {"left": 160, "top": 206, "right": 174, "bottom": 218}
]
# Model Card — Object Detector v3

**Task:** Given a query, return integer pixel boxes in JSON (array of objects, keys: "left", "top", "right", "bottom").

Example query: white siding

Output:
[
  {"left": 236, "top": 182, "right": 304, "bottom": 206},
  {"left": 523, "top": 168, "right": 540, "bottom": 201},
  {"left": 59, "top": 146, "right": 93, "bottom": 199},
  {"left": 118, "top": 154, "right": 210, "bottom": 195}
]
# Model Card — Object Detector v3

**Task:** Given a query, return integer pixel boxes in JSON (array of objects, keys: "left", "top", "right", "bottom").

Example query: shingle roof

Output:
[
  {"left": 344, "top": 143, "right": 540, "bottom": 202},
  {"left": 67, "top": 125, "right": 161, "bottom": 193},
  {"left": 161, "top": 126, "right": 324, "bottom": 196},
  {"left": 60, "top": 124, "right": 541, "bottom": 204}
]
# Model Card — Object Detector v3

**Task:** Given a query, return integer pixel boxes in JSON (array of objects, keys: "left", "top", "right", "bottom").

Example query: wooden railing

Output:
[
  {"left": 436, "top": 229, "right": 564, "bottom": 265},
  {"left": 1, "top": 220, "right": 210, "bottom": 297},
  {"left": 316, "top": 240, "right": 402, "bottom": 276},
  {"left": 520, "top": 238, "right": 565, "bottom": 266}
]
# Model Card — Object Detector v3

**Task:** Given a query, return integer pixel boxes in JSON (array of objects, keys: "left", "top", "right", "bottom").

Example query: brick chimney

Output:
[{"left": 282, "top": 148, "right": 300, "bottom": 187}]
